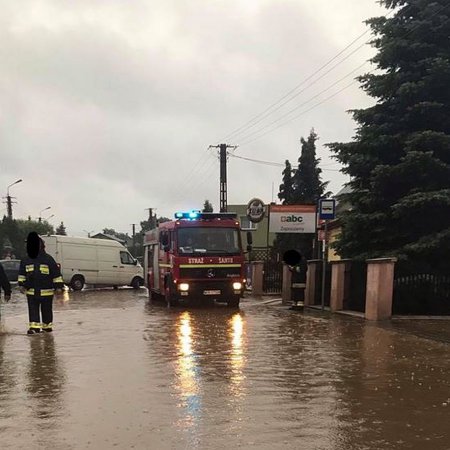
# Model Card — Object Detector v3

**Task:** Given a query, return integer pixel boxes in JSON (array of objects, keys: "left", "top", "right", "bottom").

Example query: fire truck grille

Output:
[{"left": 179, "top": 267, "right": 241, "bottom": 279}]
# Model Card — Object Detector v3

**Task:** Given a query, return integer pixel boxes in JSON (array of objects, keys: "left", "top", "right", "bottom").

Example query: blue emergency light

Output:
[
  {"left": 174, "top": 210, "right": 201, "bottom": 220},
  {"left": 174, "top": 211, "right": 238, "bottom": 220}
]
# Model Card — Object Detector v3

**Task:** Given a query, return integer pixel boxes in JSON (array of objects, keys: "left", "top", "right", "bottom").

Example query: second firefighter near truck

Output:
[
  {"left": 18, "top": 232, "right": 64, "bottom": 334},
  {"left": 144, "top": 211, "right": 247, "bottom": 307}
]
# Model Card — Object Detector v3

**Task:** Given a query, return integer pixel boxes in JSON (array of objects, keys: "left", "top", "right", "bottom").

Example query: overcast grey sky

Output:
[{"left": 1, "top": 0, "right": 386, "bottom": 236}]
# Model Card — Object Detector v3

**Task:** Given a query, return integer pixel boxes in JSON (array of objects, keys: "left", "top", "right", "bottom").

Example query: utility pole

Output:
[
  {"left": 4, "top": 195, "right": 16, "bottom": 220},
  {"left": 145, "top": 208, "right": 157, "bottom": 228},
  {"left": 209, "top": 144, "right": 237, "bottom": 213},
  {"left": 3, "top": 179, "right": 22, "bottom": 220},
  {"left": 131, "top": 223, "right": 136, "bottom": 256}
]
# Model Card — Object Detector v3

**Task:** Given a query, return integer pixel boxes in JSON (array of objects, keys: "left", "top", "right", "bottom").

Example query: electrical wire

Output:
[
  {"left": 219, "top": 8, "right": 399, "bottom": 143},
  {"left": 235, "top": 60, "right": 368, "bottom": 144},
  {"left": 234, "top": 2, "right": 448, "bottom": 148},
  {"left": 239, "top": 79, "right": 358, "bottom": 146}
]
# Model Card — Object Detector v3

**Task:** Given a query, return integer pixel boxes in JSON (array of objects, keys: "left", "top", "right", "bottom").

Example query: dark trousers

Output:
[{"left": 27, "top": 296, "right": 53, "bottom": 328}]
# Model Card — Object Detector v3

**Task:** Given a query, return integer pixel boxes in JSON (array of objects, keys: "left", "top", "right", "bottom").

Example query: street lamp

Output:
[
  {"left": 5, "top": 179, "right": 23, "bottom": 220},
  {"left": 7, "top": 179, "right": 23, "bottom": 196},
  {"left": 45, "top": 214, "right": 55, "bottom": 221},
  {"left": 39, "top": 206, "right": 51, "bottom": 222}
]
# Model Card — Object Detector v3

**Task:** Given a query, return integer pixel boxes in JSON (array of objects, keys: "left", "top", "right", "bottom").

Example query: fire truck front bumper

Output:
[{"left": 175, "top": 280, "right": 244, "bottom": 300}]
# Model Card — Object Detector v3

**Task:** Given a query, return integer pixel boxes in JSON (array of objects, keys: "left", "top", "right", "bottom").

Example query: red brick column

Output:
[
  {"left": 251, "top": 261, "right": 264, "bottom": 297},
  {"left": 305, "top": 260, "right": 321, "bottom": 306},
  {"left": 365, "top": 258, "right": 397, "bottom": 321},
  {"left": 330, "top": 260, "right": 351, "bottom": 312}
]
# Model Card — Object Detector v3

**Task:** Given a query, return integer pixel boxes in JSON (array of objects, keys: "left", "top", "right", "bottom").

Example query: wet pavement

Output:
[{"left": 1, "top": 288, "right": 450, "bottom": 450}]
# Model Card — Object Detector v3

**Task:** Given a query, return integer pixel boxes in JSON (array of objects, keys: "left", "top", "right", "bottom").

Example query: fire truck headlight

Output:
[
  {"left": 233, "top": 282, "right": 242, "bottom": 290},
  {"left": 179, "top": 283, "right": 189, "bottom": 292}
]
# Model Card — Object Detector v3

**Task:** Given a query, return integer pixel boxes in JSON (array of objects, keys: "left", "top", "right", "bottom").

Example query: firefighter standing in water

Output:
[{"left": 18, "top": 232, "right": 64, "bottom": 334}]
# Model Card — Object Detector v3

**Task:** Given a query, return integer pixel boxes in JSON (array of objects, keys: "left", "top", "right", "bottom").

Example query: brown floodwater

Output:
[{"left": 1, "top": 289, "right": 449, "bottom": 449}]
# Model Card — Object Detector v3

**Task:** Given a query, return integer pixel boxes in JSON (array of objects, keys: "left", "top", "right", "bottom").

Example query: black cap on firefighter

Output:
[{"left": 26, "top": 232, "right": 44, "bottom": 259}]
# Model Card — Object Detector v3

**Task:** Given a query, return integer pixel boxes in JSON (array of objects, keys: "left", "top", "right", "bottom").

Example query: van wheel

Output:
[
  {"left": 70, "top": 276, "right": 85, "bottom": 291},
  {"left": 131, "top": 277, "right": 142, "bottom": 290}
]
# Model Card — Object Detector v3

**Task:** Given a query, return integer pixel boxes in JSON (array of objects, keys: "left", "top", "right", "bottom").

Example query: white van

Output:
[{"left": 41, "top": 235, "right": 144, "bottom": 291}]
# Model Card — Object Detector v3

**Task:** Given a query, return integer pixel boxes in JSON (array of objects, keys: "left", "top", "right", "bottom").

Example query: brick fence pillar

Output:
[
  {"left": 305, "top": 260, "right": 321, "bottom": 306},
  {"left": 365, "top": 258, "right": 397, "bottom": 321},
  {"left": 330, "top": 260, "right": 352, "bottom": 312},
  {"left": 252, "top": 261, "right": 264, "bottom": 297}
]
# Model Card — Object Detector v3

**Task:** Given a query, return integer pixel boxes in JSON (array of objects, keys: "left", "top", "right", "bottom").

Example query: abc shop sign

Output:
[{"left": 269, "top": 205, "right": 316, "bottom": 234}]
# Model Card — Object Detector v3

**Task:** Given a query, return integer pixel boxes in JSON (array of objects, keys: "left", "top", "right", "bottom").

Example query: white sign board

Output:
[{"left": 269, "top": 205, "right": 316, "bottom": 234}]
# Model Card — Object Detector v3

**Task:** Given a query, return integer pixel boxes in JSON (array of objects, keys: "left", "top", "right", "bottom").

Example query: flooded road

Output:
[{"left": 1, "top": 289, "right": 449, "bottom": 449}]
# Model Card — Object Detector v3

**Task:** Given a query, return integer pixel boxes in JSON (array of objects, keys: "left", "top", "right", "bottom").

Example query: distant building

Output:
[
  {"left": 228, "top": 203, "right": 276, "bottom": 249},
  {"left": 325, "top": 184, "right": 353, "bottom": 262}
]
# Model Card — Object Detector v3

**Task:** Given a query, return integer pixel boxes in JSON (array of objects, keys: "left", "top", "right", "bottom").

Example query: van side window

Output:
[{"left": 120, "top": 252, "right": 134, "bottom": 265}]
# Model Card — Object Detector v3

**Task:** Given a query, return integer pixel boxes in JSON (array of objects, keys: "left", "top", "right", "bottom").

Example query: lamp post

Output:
[
  {"left": 39, "top": 206, "right": 51, "bottom": 223},
  {"left": 5, "top": 179, "right": 23, "bottom": 219},
  {"left": 45, "top": 214, "right": 55, "bottom": 221}
]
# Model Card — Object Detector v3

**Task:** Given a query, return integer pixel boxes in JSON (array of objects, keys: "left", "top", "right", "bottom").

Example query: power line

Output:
[
  {"left": 235, "top": 3, "right": 449, "bottom": 148},
  {"left": 235, "top": 60, "right": 368, "bottom": 144},
  {"left": 239, "top": 80, "right": 358, "bottom": 146},
  {"left": 228, "top": 153, "right": 342, "bottom": 172},
  {"left": 219, "top": 9, "right": 400, "bottom": 144},
  {"left": 220, "top": 30, "right": 373, "bottom": 142}
]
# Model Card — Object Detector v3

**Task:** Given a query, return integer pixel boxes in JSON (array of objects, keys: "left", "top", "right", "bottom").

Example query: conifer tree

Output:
[{"left": 328, "top": 0, "right": 450, "bottom": 270}]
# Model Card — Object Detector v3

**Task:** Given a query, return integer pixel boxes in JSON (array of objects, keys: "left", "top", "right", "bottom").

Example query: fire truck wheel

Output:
[{"left": 227, "top": 296, "right": 240, "bottom": 308}]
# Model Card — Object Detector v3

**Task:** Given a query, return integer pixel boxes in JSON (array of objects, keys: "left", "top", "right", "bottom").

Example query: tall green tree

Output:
[
  {"left": 328, "top": 0, "right": 450, "bottom": 270},
  {"left": 278, "top": 160, "right": 294, "bottom": 205},
  {"left": 293, "top": 130, "right": 328, "bottom": 204},
  {"left": 275, "top": 129, "right": 329, "bottom": 258},
  {"left": 202, "top": 199, "right": 214, "bottom": 212}
]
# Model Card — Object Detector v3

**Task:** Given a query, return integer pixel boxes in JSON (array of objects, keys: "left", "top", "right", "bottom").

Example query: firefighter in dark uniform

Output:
[
  {"left": 286, "top": 250, "right": 308, "bottom": 306},
  {"left": 18, "top": 232, "right": 64, "bottom": 334}
]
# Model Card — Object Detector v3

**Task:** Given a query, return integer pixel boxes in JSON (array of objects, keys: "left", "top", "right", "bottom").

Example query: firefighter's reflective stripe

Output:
[
  {"left": 18, "top": 275, "right": 26, "bottom": 282},
  {"left": 29, "top": 322, "right": 42, "bottom": 329},
  {"left": 26, "top": 264, "right": 34, "bottom": 272},
  {"left": 292, "top": 283, "right": 306, "bottom": 288},
  {"left": 41, "top": 289, "right": 54, "bottom": 296},
  {"left": 26, "top": 288, "right": 54, "bottom": 296},
  {"left": 53, "top": 276, "right": 63, "bottom": 283},
  {"left": 40, "top": 264, "right": 50, "bottom": 274},
  {"left": 42, "top": 323, "right": 53, "bottom": 329}
]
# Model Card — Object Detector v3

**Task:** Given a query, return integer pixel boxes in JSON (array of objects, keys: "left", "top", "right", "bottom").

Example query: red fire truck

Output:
[{"left": 143, "top": 211, "right": 248, "bottom": 307}]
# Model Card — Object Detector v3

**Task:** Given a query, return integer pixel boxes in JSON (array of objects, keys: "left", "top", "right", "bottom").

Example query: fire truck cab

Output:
[{"left": 144, "top": 211, "right": 245, "bottom": 307}]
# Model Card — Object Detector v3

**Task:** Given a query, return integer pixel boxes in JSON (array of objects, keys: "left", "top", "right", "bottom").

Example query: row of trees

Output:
[
  {"left": 275, "top": 0, "right": 449, "bottom": 271},
  {"left": 0, "top": 217, "right": 67, "bottom": 259}
]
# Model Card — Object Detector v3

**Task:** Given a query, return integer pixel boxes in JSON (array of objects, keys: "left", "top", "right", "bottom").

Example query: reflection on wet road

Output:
[{"left": 1, "top": 289, "right": 450, "bottom": 449}]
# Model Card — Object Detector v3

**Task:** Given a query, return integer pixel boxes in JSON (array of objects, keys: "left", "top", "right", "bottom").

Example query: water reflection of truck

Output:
[{"left": 143, "top": 211, "right": 248, "bottom": 307}]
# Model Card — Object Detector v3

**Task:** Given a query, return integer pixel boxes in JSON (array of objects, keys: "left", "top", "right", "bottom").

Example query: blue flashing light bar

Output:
[{"left": 174, "top": 211, "right": 237, "bottom": 220}]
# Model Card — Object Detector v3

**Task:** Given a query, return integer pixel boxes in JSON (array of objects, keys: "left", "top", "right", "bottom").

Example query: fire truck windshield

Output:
[{"left": 177, "top": 227, "right": 241, "bottom": 255}]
